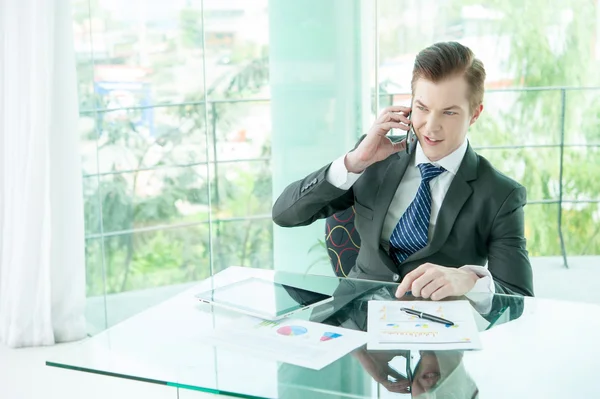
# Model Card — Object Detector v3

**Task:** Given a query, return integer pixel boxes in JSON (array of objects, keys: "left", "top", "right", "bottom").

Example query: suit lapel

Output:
[{"left": 404, "top": 144, "right": 479, "bottom": 264}]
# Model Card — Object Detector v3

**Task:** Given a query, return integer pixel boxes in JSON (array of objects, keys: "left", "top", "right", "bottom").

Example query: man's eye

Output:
[
  {"left": 444, "top": 111, "right": 457, "bottom": 115},
  {"left": 417, "top": 106, "right": 427, "bottom": 111}
]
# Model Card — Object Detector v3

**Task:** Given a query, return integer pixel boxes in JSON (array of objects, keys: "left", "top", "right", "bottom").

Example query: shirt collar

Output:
[{"left": 414, "top": 138, "right": 469, "bottom": 175}]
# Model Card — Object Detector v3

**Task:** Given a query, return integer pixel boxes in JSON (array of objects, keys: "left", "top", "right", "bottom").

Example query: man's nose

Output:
[{"left": 426, "top": 114, "right": 442, "bottom": 132}]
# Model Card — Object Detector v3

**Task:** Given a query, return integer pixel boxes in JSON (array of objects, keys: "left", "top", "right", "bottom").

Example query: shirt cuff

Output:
[
  {"left": 460, "top": 265, "right": 495, "bottom": 294},
  {"left": 461, "top": 265, "right": 494, "bottom": 315},
  {"left": 325, "top": 154, "right": 363, "bottom": 190}
]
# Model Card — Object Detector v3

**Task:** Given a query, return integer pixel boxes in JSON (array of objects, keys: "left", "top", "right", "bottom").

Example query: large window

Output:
[
  {"left": 75, "top": 0, "right": 273, "bottom": 329},
  {"left": 74, "top": 0, "right": 600, "bottom": 330}
]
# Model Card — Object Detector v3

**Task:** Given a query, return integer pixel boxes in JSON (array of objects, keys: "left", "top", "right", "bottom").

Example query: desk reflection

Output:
[{"left": 311, "top": 278, "right": 525, "bottom": 398}]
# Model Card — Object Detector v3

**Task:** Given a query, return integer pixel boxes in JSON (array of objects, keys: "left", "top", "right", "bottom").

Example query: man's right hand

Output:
[{"left": 345, "top": 106, "right": 411, "bottom": 173}]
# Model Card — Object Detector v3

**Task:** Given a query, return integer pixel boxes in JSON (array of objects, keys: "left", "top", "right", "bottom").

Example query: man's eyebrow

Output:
[{"left": 414, "top": 100, "right": 461, "bottom": 111}]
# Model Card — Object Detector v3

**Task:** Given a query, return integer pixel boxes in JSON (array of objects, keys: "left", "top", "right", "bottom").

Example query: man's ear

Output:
[{"left": 470, "top": 104, "right": 484, "bottom": 125}]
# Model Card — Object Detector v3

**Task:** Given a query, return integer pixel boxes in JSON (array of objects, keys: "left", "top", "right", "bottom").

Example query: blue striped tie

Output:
[{"left": 389, "top": 163, "right": 446, "bottom": 265}]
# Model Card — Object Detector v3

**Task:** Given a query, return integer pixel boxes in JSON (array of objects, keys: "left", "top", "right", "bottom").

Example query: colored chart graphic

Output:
[
  {"left": 258, "top": 320, "right": 280, "bottom": 328},
  {"left": 320, "top": 332, "right": 342, "bottom": 342},
  {"left": 277, "top": 325, "right": 308, "bottom": 336},
  {"left": 380, "top": 306, "right": 387, "bottom": 320}
]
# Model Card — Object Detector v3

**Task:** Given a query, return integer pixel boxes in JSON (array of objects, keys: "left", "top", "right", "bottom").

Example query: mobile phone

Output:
[{"left": 406, "top": 106, "right": 418, "bottom": 155}]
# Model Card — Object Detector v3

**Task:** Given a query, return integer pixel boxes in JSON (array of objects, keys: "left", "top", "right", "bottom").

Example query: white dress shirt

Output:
[{"left": 325, "top": 139, "right": 495, "bottom": 298}]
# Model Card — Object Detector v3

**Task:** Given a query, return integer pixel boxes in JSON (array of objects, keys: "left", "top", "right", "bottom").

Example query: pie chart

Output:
[
  {"left": 277, "top": 325, "right": 308, "bottom": 336},
  {"left": 320, "top": 332, "right": 342, "bottom": 342}
]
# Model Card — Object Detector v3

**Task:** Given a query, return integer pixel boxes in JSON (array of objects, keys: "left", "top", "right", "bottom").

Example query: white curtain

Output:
[{"left": 0, "top": 0, "right": 86, "bottom": 347}]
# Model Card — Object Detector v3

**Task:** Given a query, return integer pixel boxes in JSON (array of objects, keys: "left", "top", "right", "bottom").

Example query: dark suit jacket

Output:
[{"left": 272, "top": 138, "right": 534, "bottom": 296}]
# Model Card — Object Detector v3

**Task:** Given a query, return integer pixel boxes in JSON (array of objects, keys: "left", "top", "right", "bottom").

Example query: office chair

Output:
[{"left": 325, "top": 207, "right": 361, "bottom": 277}]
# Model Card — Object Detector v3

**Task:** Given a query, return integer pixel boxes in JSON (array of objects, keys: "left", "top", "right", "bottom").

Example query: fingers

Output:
[
  {"left": 379, "top": 105, "right": 411, "bottom": 118},
  {"left": 410, "top": 268, "right": 439, "bottom": 297},
  {"left": 420, "top": 276, "right": 445, "bottom": 299},
  {"left": 377, "top": 111, "right": 411, "bottom": 125},
  {"left": 395, "top": 264, "right": 474, "bottom": 301},
  {"left": 429, "top": 269, "right": 477, "bottom": 300},
  {"left": 382, "top": 366, "right": 411, "bottom": 393},
  {"left": 430, "top": 285, "right": 453, "bottom": 301},
  {"left": 395, "top": 264, "right": 429, "bottom": 298},
  {"left": 376, "top": 112, "right": 411, "bottom": 131},
  {"left": 386, "top": 365, "right": 406, "bottom": 382},
  {"left": 395, "top": 276, "right": 413, "bottom": 298},
  {"left": 386, "top": 381, "right": 411, "bottom": 394},
  {"left": 391, "top": 139, "right": 407, "bottom": 154},
  {"left": 369, "top": 108, "right": 411, "bottom": 138},
  {"left": 378, "top": 121, "right": 408, "bottom": 134}
]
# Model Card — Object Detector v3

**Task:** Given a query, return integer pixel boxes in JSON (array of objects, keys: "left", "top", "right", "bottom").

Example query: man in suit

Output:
[{"left": 272, "top": 41, "right": 534, "bottom": 298}]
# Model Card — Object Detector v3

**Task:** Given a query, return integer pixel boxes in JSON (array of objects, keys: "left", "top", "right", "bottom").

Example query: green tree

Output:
[
  {"left": 449, "top": 0, "right": 600, "bottom": 256},
  {"left": 179, "top": 7, "right": 204, "bottom": 48},
  {"left": 84, "top": 57, "right": 272, "bottom": 295}
]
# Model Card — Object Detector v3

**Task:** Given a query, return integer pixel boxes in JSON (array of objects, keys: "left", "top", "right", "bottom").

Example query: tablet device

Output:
[{"left": 195, "top": 277, "right": 334, "bottom": 320}]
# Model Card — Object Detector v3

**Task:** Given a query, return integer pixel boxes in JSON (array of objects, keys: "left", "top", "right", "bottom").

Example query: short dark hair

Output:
[{"left": 411, "top": 42, "right": 486, "bottom": 113}]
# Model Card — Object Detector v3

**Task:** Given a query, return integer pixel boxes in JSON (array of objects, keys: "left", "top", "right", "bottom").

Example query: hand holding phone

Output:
[{"left": 345, "top": 106, "right": 411, "bottom": 173}]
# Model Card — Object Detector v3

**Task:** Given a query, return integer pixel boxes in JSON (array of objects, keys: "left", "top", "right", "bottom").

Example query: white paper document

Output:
[
  {"left": 367, "top": 300, "right": 482, "bottom": 351},
  {"left": 205, "top": 316, "right": 368, "bottom": 370}
]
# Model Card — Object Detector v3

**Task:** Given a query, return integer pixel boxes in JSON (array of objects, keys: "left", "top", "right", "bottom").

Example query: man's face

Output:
[
  {"left": 411, "top": 75, "right": 483, "bottom": 162},
  {"left": 411, "top": 352, "right": 441, "bottom": 396}
]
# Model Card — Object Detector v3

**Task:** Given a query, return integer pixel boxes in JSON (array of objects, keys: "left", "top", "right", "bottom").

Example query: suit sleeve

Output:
[
  {"left": 487, "top": 186, "right": 534, "bottom": 296},
  {"left": 271, "top": 164, "right": 355, "bottom": 227},
  {"left": 272, "top": 136, "right": 368, "bottom": 228}
]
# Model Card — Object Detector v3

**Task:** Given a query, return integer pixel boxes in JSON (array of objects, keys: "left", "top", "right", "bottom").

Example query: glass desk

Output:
[{"left": 47, "top": 267, "right": 600, "bottom": 398}]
